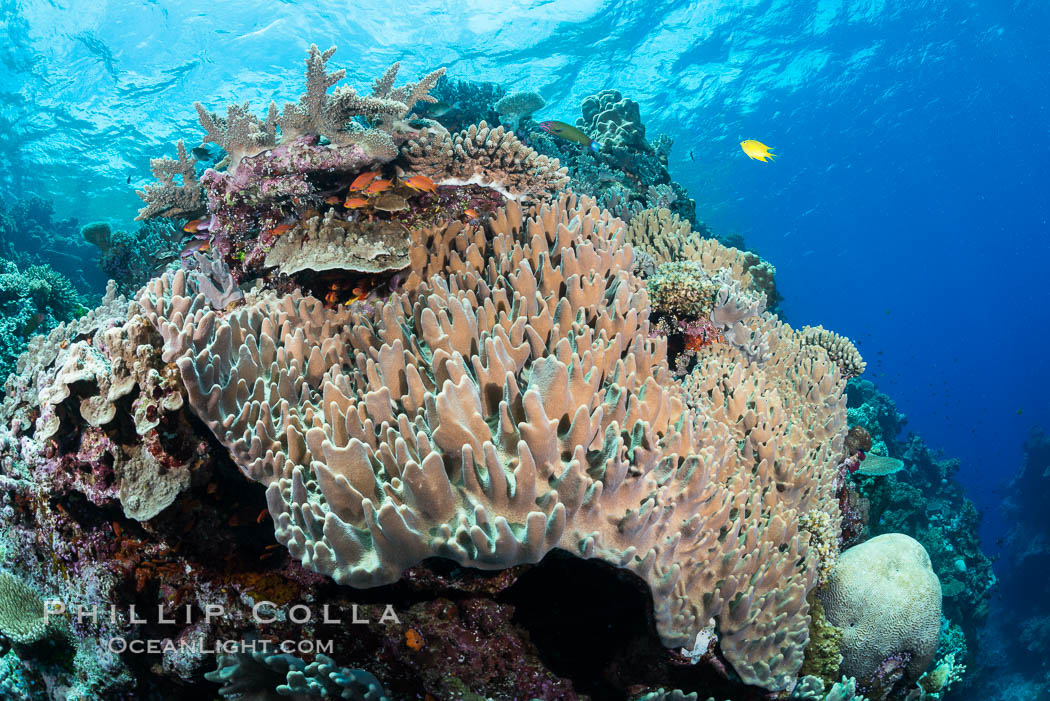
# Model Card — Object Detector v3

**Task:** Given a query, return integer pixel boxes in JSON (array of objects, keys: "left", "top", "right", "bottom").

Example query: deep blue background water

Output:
[{"left": 1, "top": 0, "right": 1047, "bottom": 556}]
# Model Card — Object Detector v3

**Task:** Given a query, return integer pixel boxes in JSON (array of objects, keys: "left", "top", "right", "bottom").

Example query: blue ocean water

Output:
[{"left": 1, "top": 0, "right": 1048, "bottom": 695}]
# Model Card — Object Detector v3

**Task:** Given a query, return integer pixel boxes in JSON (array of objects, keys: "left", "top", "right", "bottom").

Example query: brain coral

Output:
[
  {"left": 139, "top": 194, "right": 849, "bottom": 692},
  {"left": 816, "top": 533, "right": 942, "bottom": 690}
]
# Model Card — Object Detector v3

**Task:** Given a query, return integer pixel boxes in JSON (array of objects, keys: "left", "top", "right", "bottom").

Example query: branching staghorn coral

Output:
[
  {"left": 140, "top": 194, "right": 849, "bottom": 691},
  {"left": 401, "top": 121, "right": 568, "bottom": 200},
  {"left": 138, "top": 46, "right": 446, "bottom": 230},
  {"left": 195, "top": 101, "right": 279, "bottom": 174},
  {"left": 134, "top": 140, "right": 205, "bottom": 221}
]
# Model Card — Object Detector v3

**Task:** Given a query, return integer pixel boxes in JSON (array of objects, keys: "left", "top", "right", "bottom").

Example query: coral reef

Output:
[
  {"left": 0, "top": 261, "right": 88, "bottom": 388},
  {"left": 137, "top": 45, "right": 448, "bottom": 282},
  {"left": 992, "top": 429, "right": 1050, "bottom": 691},
  {"left": 0, "top": 46, "right": 903, "bottom": 701},
  {"left": 845, "top": 379, "right": 996, "bottom": 671},
  {"left": 205, "top": 644, "right": 389, "bottom": 700},
  {"left": 528, "top": 92, "right": 696, "bottom": 226},
  {"left": 0, "top": 196, "right": 105, "bottom": 292},
  {"left": 83, "top": 219, "right": 184, "bottom": 296},
  {"left": 817, "top": 534, "right": 942, "bottom": 698},
  {"left": 138, "top": 192, "right": 851, "bottom": 691}
]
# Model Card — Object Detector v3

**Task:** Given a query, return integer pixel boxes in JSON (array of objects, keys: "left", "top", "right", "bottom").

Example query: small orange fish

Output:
[
  {"left": 349, "top": 171, "right": 380, "bottom": 191},
  {"left": 256, "top": 509, "right": 268, "bottom": 524},
  {"left": 344, "top": 197, "right": 370, "bottom": 209},
  {"left": 324, "top": 290, "right": 340, "bottom": 304},
  {"left": 465, "top": 208, "right": 479, "bottom": 219},
  {"left": 364, "top": 179, "right": 392, "bottom": 195},
  {"left": 183, "top": 218, "right": 204, "bottom": 233},
  {"left": 267, "top": 224, "right": 294, "bottom": 237},
  {"left": 325, "top": 195, "right": 343, "bottom": 205},
  {"left": 403, "top": 175, "right": 436, "bottom": 193}
]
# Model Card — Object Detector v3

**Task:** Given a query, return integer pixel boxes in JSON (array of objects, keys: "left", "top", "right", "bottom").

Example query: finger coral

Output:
[
  {"left": 800, "top": 325, "right": 866, "bottom": 378},
  {"left": 134, "top": 140, "right": 205, "bottom": 221}
]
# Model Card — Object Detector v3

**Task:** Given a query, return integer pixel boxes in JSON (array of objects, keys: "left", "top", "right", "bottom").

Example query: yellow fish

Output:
[{"left": 740, "top": 139, "right": 776, "bottom": 162}]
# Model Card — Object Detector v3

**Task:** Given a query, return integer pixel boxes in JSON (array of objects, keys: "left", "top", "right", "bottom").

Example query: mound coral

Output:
[
  {"left": 577, "top": 89, "right": 648, "bottom": 154},
  {"left": 817, "top": 534, "right": 942, "bottom": 696}
]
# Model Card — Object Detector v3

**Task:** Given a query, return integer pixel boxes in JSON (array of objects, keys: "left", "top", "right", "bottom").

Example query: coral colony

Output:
[{"left": 0, "top": 45, "right": 979, "bottom": 700}]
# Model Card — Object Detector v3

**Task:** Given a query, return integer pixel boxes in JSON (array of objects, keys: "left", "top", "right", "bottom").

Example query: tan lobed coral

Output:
[
  {"left": 263, "top": 210, "right": 411, "bottom": 276},
  {"left": 800, "top": 325, "right": 866, "bottom": 379},
  {"left": 137, "top": 194, "right": 851, "bottom": 692},
  {"left": 400, "top": 121, "right": 568, "bottom": 200},
  {"left": 679, "top": 309, "right": 847, "bottom": 689}
]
